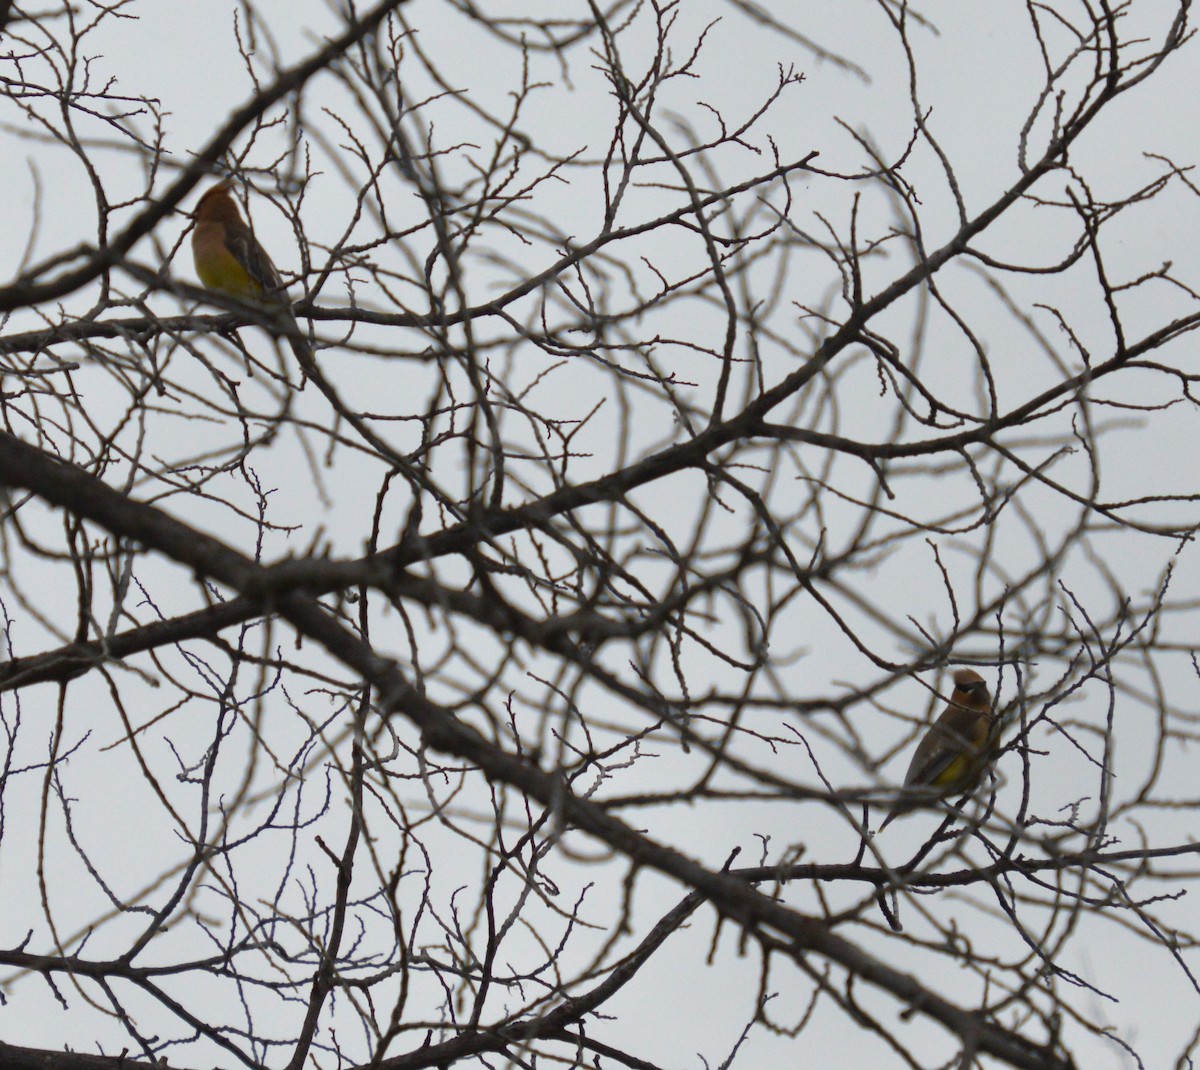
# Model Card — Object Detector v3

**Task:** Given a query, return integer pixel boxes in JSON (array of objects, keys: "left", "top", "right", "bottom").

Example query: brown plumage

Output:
[
  {"left": 192, "top": 180, "right": 286, "bottom": 300},
  {"left": 191, "top": 179, "right": 311, "bottom": 368},
  {"left": 877, "top": 668, "right": 994, "bottom": 831}
]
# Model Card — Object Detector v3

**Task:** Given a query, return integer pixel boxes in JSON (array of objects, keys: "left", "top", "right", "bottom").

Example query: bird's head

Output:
[
  {"left": 951, "top": 667, "right": 991, "bottom": 707},
  {"left": 193, "top": 179, "right": 243, "bottom": 223}
]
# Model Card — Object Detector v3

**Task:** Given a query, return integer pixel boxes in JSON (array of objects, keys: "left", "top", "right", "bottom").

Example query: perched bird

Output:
[
  {"left": 192, "top": 179, "right": 287, "bottom": 302},
  {"left": 877, "top": 668, "right": 995, "bottom": 831},
  {"left": 191, "top": 179, "right": 309, "bottom": 364}
]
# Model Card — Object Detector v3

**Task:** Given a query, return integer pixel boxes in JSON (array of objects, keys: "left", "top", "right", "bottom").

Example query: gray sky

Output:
[{"left": 3, "top": 2, "right": 1200, "bottom": 1068}]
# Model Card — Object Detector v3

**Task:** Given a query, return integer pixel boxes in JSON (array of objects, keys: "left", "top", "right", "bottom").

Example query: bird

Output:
[
  {"left": 191, "top": 179, "right": 309, "bottom": 365},
  {"left": 877, "top": 668, "right": 995, "bottom": 832}
]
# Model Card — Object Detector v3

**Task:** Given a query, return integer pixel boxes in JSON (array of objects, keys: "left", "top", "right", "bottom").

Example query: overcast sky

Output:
[{"left": 3, "top": 3, "right": 1200, "bottom": 1068}]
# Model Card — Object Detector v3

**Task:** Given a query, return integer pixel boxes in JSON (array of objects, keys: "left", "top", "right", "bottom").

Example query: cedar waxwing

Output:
[
  {"left": 191, "top": 179, "right": 308, "bottom": 363},
  {"left": 192, "top": 180, "right": 287, "bottom": 302},
  {"left": 877, "top": 668, "right": 994, "bottom": 831}
]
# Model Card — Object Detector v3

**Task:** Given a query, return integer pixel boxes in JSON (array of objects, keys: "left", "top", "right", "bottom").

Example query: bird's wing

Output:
[
  {"left": 226, "top": 227, "right": 284, "bottom": 297},
  {"left": 903, "top": 735, "right": 961, "bottom": 792},
  {"left": 902, "top": 710, "right": 980, "bottom": 791}
]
